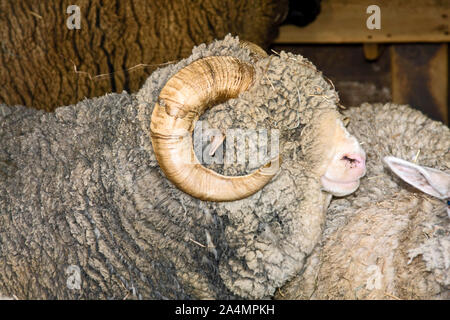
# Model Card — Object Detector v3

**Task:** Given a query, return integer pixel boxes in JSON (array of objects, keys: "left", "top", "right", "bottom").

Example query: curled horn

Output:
[
  {"left": 239, "top": 40, "right": 269, "bottom": 60},
  {"left": 150, "top": 53, "right": 280, "bottom": 202}
]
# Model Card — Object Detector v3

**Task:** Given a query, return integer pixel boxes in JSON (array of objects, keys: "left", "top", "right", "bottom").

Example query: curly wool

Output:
[
  {"left": 136, "top": 35, "right": 342, "bottom": 298},
  {"left": 278, "top": 103, "right": 450, "bottom": 300},
  {"left": 0, "top": 0, "right": 288, "bottom": 111},
  {"left": 1, "top": 36, "right": 341, "bottom": 299}
]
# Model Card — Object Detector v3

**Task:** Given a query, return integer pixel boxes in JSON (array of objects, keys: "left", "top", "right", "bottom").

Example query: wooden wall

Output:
[{"left": 272, "top": 0, "right": 449, "bottom": 124}]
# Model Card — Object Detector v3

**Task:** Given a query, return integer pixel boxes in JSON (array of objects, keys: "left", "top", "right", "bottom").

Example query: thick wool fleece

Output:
[
  {"left": 0, "top": 0, "right": 288, "bottom": 111},
  {"left": 136, "top": 35, "right": 343, "bottom": 298},
  {"left": 278, "top": 103, "right": 450, "bottom": 300},
  {"left": 1, "top": 36, "right": 341, "bottom": 299}
]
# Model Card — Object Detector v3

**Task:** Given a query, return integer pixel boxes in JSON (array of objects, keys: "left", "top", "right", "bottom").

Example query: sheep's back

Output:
[{"left": 0, "top": 0, "right": 288, "bottom": 111}]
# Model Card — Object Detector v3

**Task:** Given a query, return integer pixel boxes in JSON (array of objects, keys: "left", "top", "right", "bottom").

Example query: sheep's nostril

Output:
[{"left": 341, "top": 154, "right": 365, "bottom": 169}]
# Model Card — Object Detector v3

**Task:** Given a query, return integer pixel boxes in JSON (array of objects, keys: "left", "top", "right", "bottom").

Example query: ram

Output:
[
  {"left": 0, "top": 0, "right": 288, "bottom": 111},
  {"left": 277, "top": 103, "right": 449, "bottom": 300},
  {"left": 0, "top": 36, "right": 366, "bottom": 299}
]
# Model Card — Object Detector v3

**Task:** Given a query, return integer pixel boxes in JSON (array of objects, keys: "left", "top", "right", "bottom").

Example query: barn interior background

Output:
[
  {"left": 273, "top": 0, "right": 449, "bottom": 124},
  {"left": 0, "top": 0, "right": 448, "bottom": 123}
]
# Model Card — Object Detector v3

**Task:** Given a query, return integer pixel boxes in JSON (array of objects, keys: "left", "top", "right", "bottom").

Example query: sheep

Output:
[
  {"left": 0, "top": 35, "right": 367, "bottom": 299},
  {"left": 284, "top": 0, "right": 322, "bottom": 27},
  {"left": 277, "top": 103, "right": 449, "bottom": 300},
  {"left": 0, "top": 0, "right": 288, "bottom": 111},
  {"left": 383, "top": 156, "right": 449, "bottom": 218}
]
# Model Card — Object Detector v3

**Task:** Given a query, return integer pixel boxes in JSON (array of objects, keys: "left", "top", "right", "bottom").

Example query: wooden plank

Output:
[
  {"left": 274, "top": 0, "right": 450, "bottom": 44},
  {"left": 363, "top": 43, "right": 380, "bottom": 60},
  {"left": 391, "top": 43, "right": 448, "bottom": 124}
]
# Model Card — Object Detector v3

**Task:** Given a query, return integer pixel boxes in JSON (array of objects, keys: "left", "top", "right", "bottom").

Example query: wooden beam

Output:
[
  {"left": 363, "top": 43, "right": 381, "bottom": 60},
  {"left": 391, "top": 44, "right": 448, "bottom": 124},
  {"left": 275, "top": 0, "right": 450, "bottom": 44}
]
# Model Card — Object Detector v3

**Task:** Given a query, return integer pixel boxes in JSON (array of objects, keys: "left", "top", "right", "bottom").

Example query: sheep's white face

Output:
[{"left": 320, "top": 118, "right": 366, "bottom": 197}]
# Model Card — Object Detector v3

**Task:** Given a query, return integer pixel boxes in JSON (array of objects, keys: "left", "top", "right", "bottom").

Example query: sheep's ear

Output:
[{"left": 383, "top": 156, "right": 450, "bottom": 200}]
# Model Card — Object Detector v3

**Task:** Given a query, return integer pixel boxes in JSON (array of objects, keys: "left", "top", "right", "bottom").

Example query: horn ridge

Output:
[{"left": 150, "top": 55, "right": 280, "bottom": 201}]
